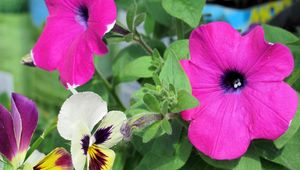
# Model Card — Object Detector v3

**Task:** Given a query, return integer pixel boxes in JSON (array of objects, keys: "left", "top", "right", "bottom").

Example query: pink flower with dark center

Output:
[
  {"left": 180, "top": 22, "right": 298, "bottom": 160},
  {"left": 31, "top": 0, "right": 117, "bottom": 88}
]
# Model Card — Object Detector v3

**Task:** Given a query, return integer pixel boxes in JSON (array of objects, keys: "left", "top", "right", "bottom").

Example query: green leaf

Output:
[
  {"left": 162, "top": 0, "right": 205, "bottom": 28},
  {"left": 144, "top": 0, "right": 172, "bottom": 27},
  {"left": 142, "top": 121, "right": 162, "bottom": 143},
  {"left": 233, "top": 151, "right": 262, "bottom": 170},
  {"left": 161, "top": 119, "right": 172, "bottom": 135},
  {"left": 126, "top": 1, "right": 137, "bottom": 31},
  {"left": 253, "top": 138, "right": 300, "bottom": 170},
  {"left": 199, "top": 152, "right": 240, "bottom": 169},
  {"left": 159, "top": 53, "right": 191, "bottom": 93},
  {"left": 143, "top": 94, "right": 160, "bottom": 113},
  {"left": 275, "top": 94, "right": 300, "bottom": 148},
  {"left": 123, "top": 56, "right": 153, "bottom": 79},
  {"left": 262, "top": 24, "right": 298, "bottom": 44},
  {"left": 135, "top": 121, "right": 192, "bottom": 170},
  {"left": 113, "top": 45, "right": 147, "bottom": 83},
  {"left": 164, "top": 40, "right": 190, "bottom": 60},
  {"left": 171, "top": 90, "right": 199, "bottom": 113},
  {"left": 134, "top": 13, "right": 147, "bottom": 27},
  {"left": 261, "top": 159, "right": 289, "bottom": 170}
]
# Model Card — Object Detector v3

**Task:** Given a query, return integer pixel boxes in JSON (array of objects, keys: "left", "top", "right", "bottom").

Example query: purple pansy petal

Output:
[
  {"left": 244, "top": 82, "right": 298, "bottom": 140},
  {"left": 10, "top": 98, "right": 22, "bottom": 149},
  {"left": 0, "top": 105, "right": 18, "bottom": 161},
  {"left": 11, "top": 93, "right": 38, "bottom": 152}
]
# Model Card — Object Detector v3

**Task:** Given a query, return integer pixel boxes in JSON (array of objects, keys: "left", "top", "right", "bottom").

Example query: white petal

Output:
[
  {"left": 58, "top": 92, "right": 107, "bottom": 140},
  {"left": 93, "top": 111, "right": 127, "bottom": 148},
  {"left": 25, "top": 150, "right": 45, "bottom": 167},
  {"left": 71, "top": 122, "right": 90, "bottom": 170}
]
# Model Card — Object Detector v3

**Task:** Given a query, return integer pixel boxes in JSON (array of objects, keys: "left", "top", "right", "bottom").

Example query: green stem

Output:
[
  {"left": 25, "top": 121, "right": 57, "bottom": 160},
  {"left": 176, "top": 19, "right": 184, "bottom": 40},
  {"left": 96, "top": 71, "right": 126, "bottom": 111},
  {"left": 134, "top": 33, "right": 153, "bottom": 55}
]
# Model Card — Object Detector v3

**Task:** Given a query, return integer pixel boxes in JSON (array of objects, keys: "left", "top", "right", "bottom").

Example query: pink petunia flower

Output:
[
  {"left": 180, "top": 22, "right": 298, "bottom": 160},
  {"left": 31, "top": 0, "right": 117, "bottom": 88}
]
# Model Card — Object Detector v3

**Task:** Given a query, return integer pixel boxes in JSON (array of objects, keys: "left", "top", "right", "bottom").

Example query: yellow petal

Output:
[
  {"left": 33, "top": 148, "right": 72, "bottom": 170},
  {"left": 88, "top": 145, "right": 115, "bottom": 170}
]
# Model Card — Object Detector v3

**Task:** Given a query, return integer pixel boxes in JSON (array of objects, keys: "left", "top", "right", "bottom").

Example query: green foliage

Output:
[
  {"left": 0, "top": 93, "right": 10, "bottom": 109},
  {"left": 162, "top": 0, "right": 205, "bottom": 28},
  {"left": 159, "top": 50, "right": 191, "bottom": 92},
  {"left": 133, "top": 121, "right": 192, "bottom": 170},
  {"left": 171, "top": 90, "right": 198, "bottom": 113},
  {"left": 262, "top": 24, "right": 298, "bottom": 44}
]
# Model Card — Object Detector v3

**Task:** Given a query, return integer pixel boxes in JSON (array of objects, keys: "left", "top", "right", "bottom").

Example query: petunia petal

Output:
[
  {"left": 188, "top": 94, "right": 251, "bottom": 160},
  {"left": 33, "top": 148, "right": 73, "bottom": 170},
  {"left": 0, "top": 105, "right": 18, "bottom": 161},
  {"left": 244, "top": 82, "right": 298, "bottom": 140},
  {"left": 57, "top": 34, "right": 95, "bottom": 87},
  {"left": 180, "top": 60, "right": 223, "bottom": 121},
  {"left": 45, "top": 0, "right": 75, "bottom": 16},
  {"left": 93, "top": 111, "right": 127, "bottom": 148},
  {"left": 57, "top": 92, "right": 107, "bottom": 140},
  {"left": 87, "top": 0, "right": 117, "bottom": 35},
  {"left": 71, "top": 123, "right": 90, "bottom": 170},
  {"left": 238, "top": 26, "right": 270, "bottom": 72},
  {"left": 246, "top": 43, "right": 294, "bottom": 82},
  {"left": 32, "top": 16, "right": 83, "bottom": 71},
  {"left": 88, "top": 145, "right": 115, "bottom": 170},
  {"left": 188, "top": 22, "right": 242, "bottom": 71},
  {"left": 11, "top": 93, "right": 38, "bottom": 152}
]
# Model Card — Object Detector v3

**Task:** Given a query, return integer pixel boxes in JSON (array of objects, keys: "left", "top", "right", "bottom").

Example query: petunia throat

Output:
[
  {"left": 76, "top": 5, "right": 89, "bottom": 28},
  {"left": 221, "top": 70, "right": 246, "bottom": 92}
]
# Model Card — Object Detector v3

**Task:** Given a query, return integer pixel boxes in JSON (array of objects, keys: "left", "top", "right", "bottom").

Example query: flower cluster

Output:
[
  {"left": 0, "top": 93, "right": 72, "bottom": 169},
  {"left": 1, "top": 0, "right": 299, "bottom": 169}
]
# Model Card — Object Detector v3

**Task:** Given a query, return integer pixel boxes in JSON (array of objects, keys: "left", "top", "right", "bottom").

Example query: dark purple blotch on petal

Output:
[
  {"left": 89, "top": 145, "right": 108, "bottom": 170},
  {"left": 94, "top": 126, "right": 113, "bottom": 145},
  {"left": 81, "top": 135, "right": 90, "bottom": 155}
]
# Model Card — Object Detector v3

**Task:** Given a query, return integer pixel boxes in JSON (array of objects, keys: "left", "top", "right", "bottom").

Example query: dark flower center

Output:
[
  {"left": 221, "top": 70, "right": 246, "bottom": 92},
  {"left": 81, "top": 135, "right": 90, "bottom": 155},
  {"left": 77, "top": 5, "right": 89, "bottom": 28}
]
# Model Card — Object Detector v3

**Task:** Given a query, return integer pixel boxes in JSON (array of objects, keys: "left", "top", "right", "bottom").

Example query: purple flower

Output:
[
  {"left": 0, "top": 93, "right": 38, "bottom": 166},
  {"left": 0, "top": 93, "right": 73, "bottom": 169}
]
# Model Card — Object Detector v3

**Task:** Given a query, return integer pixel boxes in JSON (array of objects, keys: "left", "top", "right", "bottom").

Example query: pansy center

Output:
[
  {"left": 76, "top": 6, "right": 89, "bottom": 28},
  {"left": 221, "top": 70, "right": 246, "bottom": 92}
]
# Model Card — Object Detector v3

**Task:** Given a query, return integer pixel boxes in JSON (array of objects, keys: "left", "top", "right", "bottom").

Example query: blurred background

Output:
[{"left": 0, "top": 0, "right": 299, "bottom": 154}]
